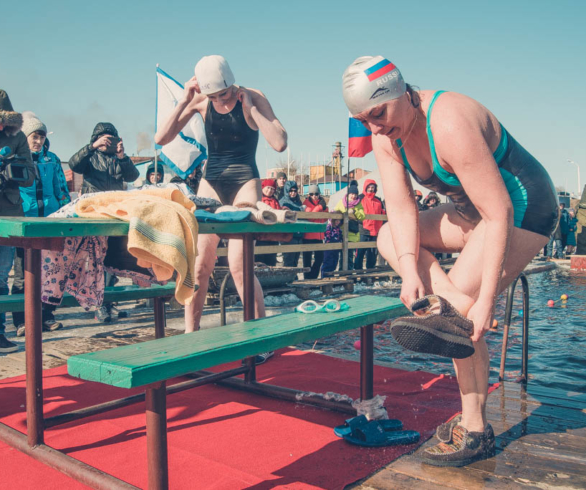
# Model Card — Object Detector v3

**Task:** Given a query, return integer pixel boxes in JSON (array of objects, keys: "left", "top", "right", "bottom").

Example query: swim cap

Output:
[
  {"left": 194, "top": 55, "right": 235, "bottom": 95},
  {"left": 342, "top": 56, "right": 406, "bottom": 116}
]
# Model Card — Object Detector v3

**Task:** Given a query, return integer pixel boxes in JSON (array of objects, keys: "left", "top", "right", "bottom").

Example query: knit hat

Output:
[
  {"left": 262, "top": 178, "right": 276, "bottom": 188},
  {"left": 276, "top": 172, "right": 287, "bottom": 180},
  {"left": 308, "top": 184, "right": 320, "bottom": 195},
  {"left": 348, "top": 185, "right": 359, "bottom": 195},
  {"left": 21, "top": 111, "right": 47, "bottom": 137},
  {"left": 0, "top": 89, "right": 23, "bottom": 136},
  {"left": 194, "top": 55, "right": 235, "bottom": 95},
  {"left": 146, "top": 162, "right": 165, "bottom": 180}
]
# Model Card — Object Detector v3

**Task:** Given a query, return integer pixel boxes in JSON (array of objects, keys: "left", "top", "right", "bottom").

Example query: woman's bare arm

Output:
[{"left": 239, "top": 88, "right": 287, "bottom": 152}]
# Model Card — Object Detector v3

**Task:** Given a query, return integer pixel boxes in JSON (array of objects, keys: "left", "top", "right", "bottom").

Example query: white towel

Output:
[{"left": 256, "top": 201, "right": 297, "bottom": 223}]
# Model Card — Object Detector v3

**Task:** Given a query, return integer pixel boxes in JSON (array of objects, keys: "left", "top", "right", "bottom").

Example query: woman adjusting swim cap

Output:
[
  {"left": 194, "top": 55, "right": 236, "bottom": 95},
  {"left": 342, "top": 56, "right": 406, "bottom": 116}
]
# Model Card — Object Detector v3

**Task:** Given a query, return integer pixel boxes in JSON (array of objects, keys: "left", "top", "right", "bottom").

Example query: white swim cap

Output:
[
  {"left": 194, "top": 55, "right": 236, "bottom": 95},
  {"left": 342, "top": 56, "right": 406, "bottom": 116}
]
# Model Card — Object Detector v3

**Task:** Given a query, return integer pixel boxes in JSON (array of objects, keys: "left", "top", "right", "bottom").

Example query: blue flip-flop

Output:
[
  {"left": 334, "top": 415, "right": 403, "bottom": 438},
  {"left": 342, "top": 421, "right": 420, "bottom": 447}
]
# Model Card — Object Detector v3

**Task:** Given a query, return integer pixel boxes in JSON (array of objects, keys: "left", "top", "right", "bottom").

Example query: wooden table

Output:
[{"left": 0, "top": 216, "right": 324, "bottom": 489}]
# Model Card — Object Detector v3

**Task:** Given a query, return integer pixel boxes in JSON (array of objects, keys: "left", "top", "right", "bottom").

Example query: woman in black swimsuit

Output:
[{"left": 155, "top": 56, "right": 287, "bottom": 343}]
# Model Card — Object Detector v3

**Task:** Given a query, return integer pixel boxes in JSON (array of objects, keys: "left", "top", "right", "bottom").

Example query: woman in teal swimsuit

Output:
[{"left": 342, "top": 56, "right": 558, "bottom": 467}]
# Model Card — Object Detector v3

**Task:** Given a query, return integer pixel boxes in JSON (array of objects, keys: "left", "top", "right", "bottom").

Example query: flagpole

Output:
[{"left": 154, "top": 63, "right": 159, "bottom": 187}]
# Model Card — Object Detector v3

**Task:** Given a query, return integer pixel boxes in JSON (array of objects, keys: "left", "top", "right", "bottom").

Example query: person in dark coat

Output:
[
  {"left": 69, "top": 122, "right": 139, "bottom": 194},
  {"left": 302, "top": 184, "right": 327, "bottom": 278},
  {"left": 0, "top": 90, "right": 35, "bottom": 353},
  {"left": 69, "top": 123, "right": 139, "bottom": 323},
  {"left": 275, "top": 171, "right": 287, "bottom": 201}
]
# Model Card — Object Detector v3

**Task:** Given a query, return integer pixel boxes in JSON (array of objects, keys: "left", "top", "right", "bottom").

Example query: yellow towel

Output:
[{"left": 75, "top": 189, "right": 198, "bottom": 305}]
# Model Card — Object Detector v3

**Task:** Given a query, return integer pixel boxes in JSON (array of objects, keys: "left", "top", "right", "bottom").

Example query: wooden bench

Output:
[
  {"left": 68, "top": 295, "right": 408, "bottom": 489},
  {"left": 0, "top": 283, "right": 178, "bottom": 314}
]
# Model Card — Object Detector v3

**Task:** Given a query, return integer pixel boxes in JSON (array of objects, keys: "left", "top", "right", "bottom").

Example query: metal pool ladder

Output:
[{"left": 499, "top": 273, "right": 530, "bottom": 384}]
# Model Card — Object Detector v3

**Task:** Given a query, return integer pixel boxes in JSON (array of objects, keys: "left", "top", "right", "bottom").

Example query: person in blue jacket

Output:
[{"left": 13, "top": 112, "right": 71, "bottom": 336}]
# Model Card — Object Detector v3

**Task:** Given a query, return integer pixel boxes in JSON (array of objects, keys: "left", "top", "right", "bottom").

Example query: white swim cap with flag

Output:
[
  {"left": 194, "top": 55, "right": 236, "bottom": 95},
  {"left": 342, "top": 56, "right": 406, "bottom": 116}
]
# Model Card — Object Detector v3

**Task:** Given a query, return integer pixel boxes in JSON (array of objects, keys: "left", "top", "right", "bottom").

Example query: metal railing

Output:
[{"left": 499, "top": 273, "right": 530, "bottom": 384}]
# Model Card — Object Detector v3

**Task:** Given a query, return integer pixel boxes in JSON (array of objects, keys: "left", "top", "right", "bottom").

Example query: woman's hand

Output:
[
  {"left": 182, "top": 76, "right": 200, "bottom": 103},
  {"left": 237, "top": 87, "right": 254, "bottom": 114},
  {"left": 400, "top": 274, "right": 426, "bottom": 310},
  {"left": 467, "top": 299, "right": 494, "bottom": 341}
]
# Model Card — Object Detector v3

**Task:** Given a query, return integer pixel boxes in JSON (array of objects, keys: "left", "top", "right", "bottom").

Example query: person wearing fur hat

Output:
[
  {"left": 69, "top": 122, "right": 139, "bottom": 194},
  {"left": 255, "top": 179, "right": 281, "bottom": 266},
  {"left": 280, "top": 180, "right": 305, "bottom": 267},
  {"left": 334, "top": 184, "right": 365, "bottom": 269},
  {"left": 0, "top": 90, "right": 35, "bottom": 353},
  {"left": 11, "top": 112, "right": 71, "bottom": 337},
  {"left": 302, "top": 184, "right": 328, "bottom": 278}
]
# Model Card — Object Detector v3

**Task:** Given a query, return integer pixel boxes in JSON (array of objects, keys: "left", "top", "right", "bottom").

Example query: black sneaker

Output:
[
  {"left": 421, "top": 423, "right": 495, "bottom": 467},
  {"left": 95, "top": 306, "right": 112, "bottom": 323},
  {"left": 254, "top": 352, "right": 274, "bottom": 365},
  {"left": 111, "top": 305, "right": 128, "bottom": 319},
  {"left": 0, "top": 334, "right": 18, "bottom": 353}
]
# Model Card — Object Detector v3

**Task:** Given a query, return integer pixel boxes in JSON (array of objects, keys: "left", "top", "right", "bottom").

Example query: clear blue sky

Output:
[{"left": 4, "top": 0, "right": 585, "bottom": 193}]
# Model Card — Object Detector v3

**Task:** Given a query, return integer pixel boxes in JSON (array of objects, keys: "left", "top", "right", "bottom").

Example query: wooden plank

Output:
[
  {"left": 0, "top": 283, "right": 180, "bottom": 313},
  {"left": 489, "top": 388, "right": 586, "bottom": 412},
  {"left": 68, "top": 295, "right": 408, "bottom": 388},
  {"left": 0, "top": 217, "right": 325, "bottom": 239},
  {"left": 357, "top": 469, "right": 458, "bottom": 489},
  {"left": 499, "top": 381, "right": 586, "bottom": 405},
  {"left": 486, "top": 397, "right": 586, "bottom": 424}
]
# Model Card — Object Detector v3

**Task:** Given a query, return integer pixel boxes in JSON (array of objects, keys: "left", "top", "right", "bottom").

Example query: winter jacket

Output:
[
  {"left": 20, "top": 144, "right": 70, "bottom": 217},
  {"left": 0, "top": 90, "right": 35, "bottom": 216},
  {"left": 261, "top": 194, "right": 281, "bottom": 210},
  {"left": 360, "top": 179, "right": 384, "bottom": 237},
  {"left": 302, "top": 196, "right": 328, "bottom": 240},
  {"left": 69, "top": 123, "right": 139, "bottom": 194},
  {"left": 324, "top": 222, "right": 342, "bottom": 243},
  {"left": 334, "top": 199, "right": 365, "bottom": 243},
  {"left": 559, "top": 209, "right": 569, "bottom": 235},
  {"left": 279, "top": 181, "right": 305, "bottom": 211}
]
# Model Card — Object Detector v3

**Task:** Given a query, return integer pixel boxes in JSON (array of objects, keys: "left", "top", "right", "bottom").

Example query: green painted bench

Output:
[
  {"left": 0, "top": 283, "right": 179, "bottom": 314},
  {"left": 67, "top": 295, "right": 408, "bottom": 489}
]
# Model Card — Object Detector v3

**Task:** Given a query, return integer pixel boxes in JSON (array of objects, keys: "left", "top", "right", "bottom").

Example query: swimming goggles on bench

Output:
[{"left": 295, "top": 299, "right": 350, "bottom": 314}]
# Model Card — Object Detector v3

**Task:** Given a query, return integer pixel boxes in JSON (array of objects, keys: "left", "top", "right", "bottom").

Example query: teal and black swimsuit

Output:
[{"left": 396, "top": 91, "right": 559, "bottom": 238}]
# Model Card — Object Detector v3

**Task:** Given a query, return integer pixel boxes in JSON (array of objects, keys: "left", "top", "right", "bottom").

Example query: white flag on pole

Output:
[{"left": 155, "top": 66, "right": 207, "bottom": 179}]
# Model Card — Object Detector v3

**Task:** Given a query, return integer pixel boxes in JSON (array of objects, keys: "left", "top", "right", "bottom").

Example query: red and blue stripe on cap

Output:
[{"left": 364, "top": 59, "right": 396, "bottom": 82}]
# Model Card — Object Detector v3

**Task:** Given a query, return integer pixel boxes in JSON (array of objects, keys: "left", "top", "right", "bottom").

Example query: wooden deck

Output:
[{"left": 353, "top": 382, "right": 586, "bottom": 489}]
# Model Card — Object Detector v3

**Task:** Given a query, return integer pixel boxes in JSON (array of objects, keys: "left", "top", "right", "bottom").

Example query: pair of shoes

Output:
[
  {"left": 334, "top": 414, "right": 403, "bottom": 437},
  {"left": 254, "top": 352, "right": 274, "bottom": 365},
  {"left": 0, "top": 334, "right": 18, "bottom": 353},
  {"left": 16, "top": 324, "right": 26, "bottom": 337},
  {"left": 95, "top": 306, "right": 112, "bottom": 323},
  {"left": 390, "top": 295, "right": 475, "bottom": 359},
  {"left": 42, "top": 320, "right": 63, "bottom": 332},
  {"left": 337, "top": 415, "right": 420, "bottom": 447},
  {"left": 421, "top": 423, "right": 496, "bottom": 467}
]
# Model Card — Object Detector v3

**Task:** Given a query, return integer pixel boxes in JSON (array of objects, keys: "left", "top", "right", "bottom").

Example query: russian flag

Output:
[
  {"left": 348, "top": 115, "right": 372, "bottom": 157},
  {"left": 364, "top": 59, "right": 396, "bottom": 82}
]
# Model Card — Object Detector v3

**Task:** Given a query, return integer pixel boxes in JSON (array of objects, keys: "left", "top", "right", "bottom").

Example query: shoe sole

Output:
[
  {"left": 391, "top": 322, "right": 474, "bottom": 359},
  {"left": 420, "top": 448, "right": 496, "bottom": 467},
  {"left": 0, "top": 347, "right": 19, "bottom": 353}
]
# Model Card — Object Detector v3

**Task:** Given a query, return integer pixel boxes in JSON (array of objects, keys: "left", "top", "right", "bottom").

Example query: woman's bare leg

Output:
[
  {"left": 377, "top": 204, "right": 547, "bottom": 432},
  {"left": 185, "top": 178, "right": 222, "bottom": 332}
]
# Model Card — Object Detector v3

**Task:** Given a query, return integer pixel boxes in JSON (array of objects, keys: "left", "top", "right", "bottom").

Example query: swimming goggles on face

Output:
[{"left": 295, "top": 299, "right": 350, "bottom": 314}]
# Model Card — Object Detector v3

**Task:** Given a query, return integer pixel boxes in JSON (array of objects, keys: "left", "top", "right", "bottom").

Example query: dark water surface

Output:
[{"left": 300, "top": 268, "right": 586, "bottom": 393}]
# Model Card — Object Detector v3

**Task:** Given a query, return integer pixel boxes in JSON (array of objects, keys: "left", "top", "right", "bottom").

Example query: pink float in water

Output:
[
  {"left": 353, "top": 340, "right": 361, "bottom": 350},
  {"left": 547, "top": 300, "right": 555, "bottom": 307}
]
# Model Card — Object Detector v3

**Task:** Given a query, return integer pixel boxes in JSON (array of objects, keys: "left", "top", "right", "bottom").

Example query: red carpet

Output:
[{"left": 0, "top": 350, "right": 467, "bottom": 489}]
